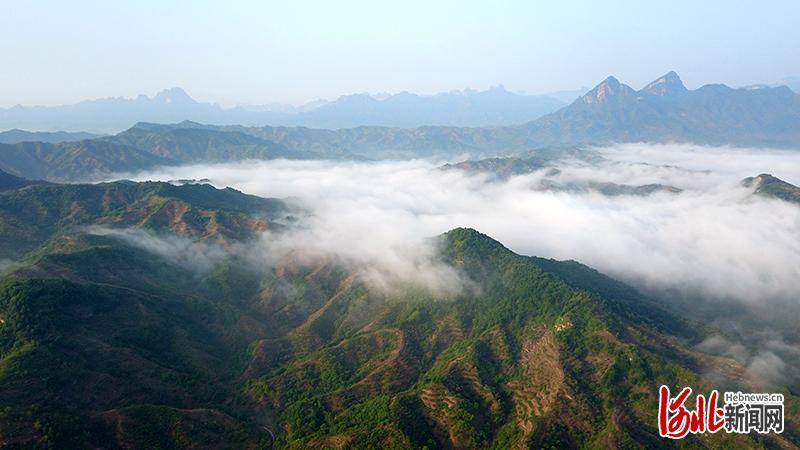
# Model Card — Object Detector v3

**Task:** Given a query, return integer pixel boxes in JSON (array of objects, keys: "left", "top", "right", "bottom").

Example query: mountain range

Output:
[
  {"left": 6, "top": 72, "right": 798, "bottom": 141},
  {"left": 189, "top": 72, "right": 800, "bottom": 152},
  {"left": 0, "top": 87, "right": 566, "bottom": 134},
  {"left": 0, "top": 123, "right": 341, "bottom": 182},
  {"left": 1, "top": 170, "right": 795, "bottom": 447},
  {"left": 0, "top": 129, "right": 100, "bottom": 144},
  {"left": 278, "top": 87, "right": 565, "bottom": 129},
  {"left": 743, "top": 76, "right": 800, "bottom": 94},
  {"left": 521, "top": 72, "right": 800, "bottom": 147},
  {"left": 0, "top": 72, "right": 796, "bottom": 184}
]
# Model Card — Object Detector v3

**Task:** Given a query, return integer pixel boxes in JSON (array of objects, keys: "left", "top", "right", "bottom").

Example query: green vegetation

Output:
[
  {"left": 0, "top": 175, "right": 286, "bottom": 259},
  {"left": 743, "top": 173, "right": 800, "bottom": 205},
  {"left": 0, "top": 178, "right": 793, "bottom": 448}
]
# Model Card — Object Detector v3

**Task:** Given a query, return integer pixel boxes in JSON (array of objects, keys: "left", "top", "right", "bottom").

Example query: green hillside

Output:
[
  {"left": 106, "top": 124, "right": 306, "bottom": 162},
  {"left": 0, "top": 140, "right": 175, "bottom": 182},
  {"left": 0, "top": 176, "right": 795, "bottom": 448},
  {"left": 0, "top": 176, "right": 286, "bottom": 260},
  {"left": 743, "top": 173, "right": 800, "bottom": 205}
]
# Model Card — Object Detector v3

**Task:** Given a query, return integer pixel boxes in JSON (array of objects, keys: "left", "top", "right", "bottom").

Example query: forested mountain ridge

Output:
[
  {"left": 0, "top": 174, "right": 795, "bottom": 448},
  {"left": 0, "top": 170, "right": 287, "bottom": 259}
]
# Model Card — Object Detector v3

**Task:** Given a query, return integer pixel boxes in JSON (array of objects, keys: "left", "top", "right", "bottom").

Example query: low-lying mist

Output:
[
  {"left": 119, "top": 143, "right": 800, "bottom": 304},
  {"left": 86, "top": 226, "right": 229, "bottom": 274},
  {"left": 112, "top": 143, "right": 800, "bottom": 385}
]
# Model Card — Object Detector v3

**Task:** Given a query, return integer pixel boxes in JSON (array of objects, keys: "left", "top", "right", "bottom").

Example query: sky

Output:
[{"left": 1, "top": 0, "right": 799, "bottom": 107}]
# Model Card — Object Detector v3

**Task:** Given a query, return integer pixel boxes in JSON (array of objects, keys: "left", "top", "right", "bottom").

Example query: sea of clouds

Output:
[
  {"left": 108, "top": 143, "right": 800, "bottom": 385},
  {"left": 115, "top": 143, "right": 800, "bottom": 305}
]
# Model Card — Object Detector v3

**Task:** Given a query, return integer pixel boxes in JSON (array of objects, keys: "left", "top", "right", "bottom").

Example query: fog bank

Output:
[{"left": 119, "top": 144, "right": 800, "bottom": 308}]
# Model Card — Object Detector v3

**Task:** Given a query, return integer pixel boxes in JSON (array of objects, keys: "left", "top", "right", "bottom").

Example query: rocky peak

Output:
[
  {"left": 641, "top": 71, "right": 687, "bottom": 96},
  {"left": 153, "top": 87, "right": 195, "bottom": 104},
  {"left": 581, "top": 76, "right": 635, "bottom": 104}
]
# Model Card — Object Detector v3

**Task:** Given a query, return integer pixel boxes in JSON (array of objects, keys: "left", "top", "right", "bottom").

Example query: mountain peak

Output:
[
  {"left": 602, "top": 75, "right": 620, "bottom": 85},
  {"left": 130, "top": 121, "right": 164, "bottom": 131},
  {"left": 440, "top": 227, "right": 513, "bottom": 259},
  {"left": 743, "top": 173, "right": 787, "bottom": 190},
  {"left": 581, "top": 76, "right": 634, "bottom": 104},
  {"left": 175, "top": 120, "right": 204, "bottom": 128},
  {"left": 742, "top": 173, "right": 800, "bottom": 204},
  {"left": 641, "top": 71, "right": 687, "bottom": 96},
  {"left": 153, "top": 87, "right": 195, "bottom": 104}
]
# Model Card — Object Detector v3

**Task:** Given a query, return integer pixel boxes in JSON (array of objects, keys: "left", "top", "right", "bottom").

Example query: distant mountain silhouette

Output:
[
  {"left": 276, "top": 86, "right": 565, "bottom": 128},
  {"left": 743, "top": 76, "right": 800, "bottom": 94},
  {"left": 0, "top": 88, "right": 242, "bottom": 134},
  {"left": 521, "top": 71, "right": 800, "bottom": 147},
  {"left": 0, "top": 87, "right": 565, "bottom": 133},
  {"left": 779, "top": 76, "right": 800, "bottom": 93},
  {"left": 189, "top": 72, "right": 800, "bottom": 157},
  {"left": 2, "top": 72, "right": 800, "bottom": 182},
  {"left": 540, "top": 87, "right": 590, "bottom": 103},
  {"left": 9, "top": 72, "right": 794, "bottom": 145}
]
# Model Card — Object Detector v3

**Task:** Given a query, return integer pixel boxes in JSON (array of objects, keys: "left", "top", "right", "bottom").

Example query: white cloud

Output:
[
  {"left": 697, "top": 332, "right": 800, "bottom": 386},
  {"left": 117, "top": 145, "right": 800, "bottom": 306},
  {"left": 85, "top": 226, "right": 227, "bottom": 274}
]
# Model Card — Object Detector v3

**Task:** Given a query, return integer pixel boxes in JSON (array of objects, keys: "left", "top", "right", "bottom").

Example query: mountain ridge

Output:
[
  {"left": 0, "top": 173, "right": 796, "bottom": 447},
  {"left": 0, "top": 86, "right": 566, "bottom": 133},
  {"left": 520, "top": 71, "right": 800, "bottom": 148},
  {"left": 0, "top": 129, "right": 100, "bottom": 144},
  {"left": 0, "top": 222, "right": 785, "bottom": 446},
  {"left": 640, "top": 71, "right": 688, "bottom": 96},
  {"left": 2, "top": 72, "right": 799, "bottom": 183}
]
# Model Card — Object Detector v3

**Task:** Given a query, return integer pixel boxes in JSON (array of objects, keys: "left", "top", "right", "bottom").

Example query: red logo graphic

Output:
[{"left": 658, "top": 385, "right": 725, "bottom": 439}]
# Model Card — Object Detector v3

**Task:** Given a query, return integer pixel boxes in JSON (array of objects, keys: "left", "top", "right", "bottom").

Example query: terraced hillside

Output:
[
  {"left": 243, "top": 228, "right": 797, "bottom": 449},
  {"left": 0, "top": 170, "right": 286, "bottom": 259}
]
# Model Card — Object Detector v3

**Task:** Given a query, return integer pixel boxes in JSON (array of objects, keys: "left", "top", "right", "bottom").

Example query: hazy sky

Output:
[{"left": 2, "top": 0, "right": 798, "bottom": 107}]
